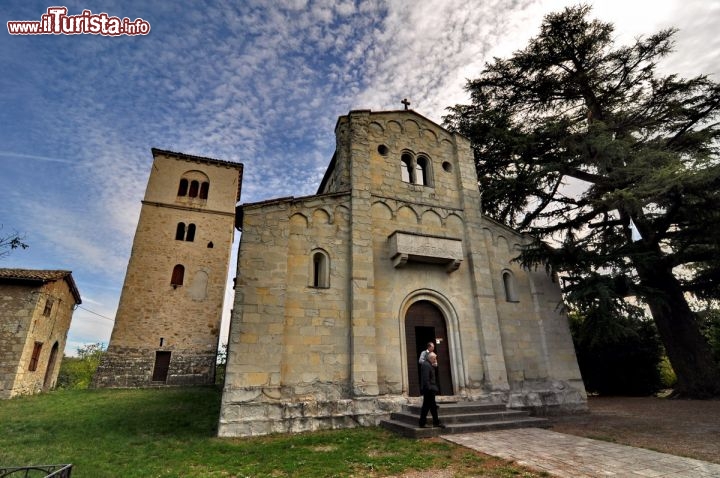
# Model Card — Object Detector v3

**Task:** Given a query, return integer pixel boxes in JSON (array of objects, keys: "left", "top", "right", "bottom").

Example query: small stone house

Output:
[
  {"left": 0, "top": 268, "right": 81, "bottom": 398},
  {"left": 218, "top": 109, "right": 587, "bottom": 437}
]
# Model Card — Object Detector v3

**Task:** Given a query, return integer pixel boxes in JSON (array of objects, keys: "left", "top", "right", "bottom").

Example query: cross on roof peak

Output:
[{"left": 401, "top": 98, "right": 411, "bottom": 110}]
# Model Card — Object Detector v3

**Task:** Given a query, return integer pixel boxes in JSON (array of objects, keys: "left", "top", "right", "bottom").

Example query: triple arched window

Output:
[
  {"left": 400, "top": 152, "right": 432, "bottom": 186},
  {"left": 175, "top": 222, "right": 196, "bottom": 242},
  {"left": 177, "top": 172, "right": 210, "bottom": 200}
]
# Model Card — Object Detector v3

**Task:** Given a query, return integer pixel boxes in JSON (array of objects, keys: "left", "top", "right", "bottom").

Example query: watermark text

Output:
[{"left": 7, "top": 7, "right": 151, "bottom": 36}]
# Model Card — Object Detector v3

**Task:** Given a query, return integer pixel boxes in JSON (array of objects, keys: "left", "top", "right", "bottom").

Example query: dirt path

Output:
[{"left": 548, "top": 396, "right": 720, "bottom": 464}]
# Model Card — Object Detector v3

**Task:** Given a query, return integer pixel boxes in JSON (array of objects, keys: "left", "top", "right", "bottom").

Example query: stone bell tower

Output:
[{"left": 93, "top": 148, "right": 243, "bottom": 387}]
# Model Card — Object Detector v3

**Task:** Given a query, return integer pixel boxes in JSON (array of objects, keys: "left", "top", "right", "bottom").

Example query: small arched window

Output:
[
  {"left": 175, "top": 222, "right": 186, "bottom": 241},
  {"left": 401, "top": 154, "right": 413, "bottom": 183},
  {"left": 171, "top": 264, "right": 185, "bottom": 287},
  {"left": 177, "top": 179, "right": 188, "bottom": 197},
  {"left": 199, "top": 182, "right": 209, "bottom": 199},
  {"left": 186, "top": 224, "right": 196, "bottom": 242},
  {"left": 188, "top": 180, "right": 200, "bottom": 198},
  {"left": 310, "top": 250, "right": 330, "bottom": 288},
  {"left": 502, "top": 270, "right": 518, "bottom": 302}
]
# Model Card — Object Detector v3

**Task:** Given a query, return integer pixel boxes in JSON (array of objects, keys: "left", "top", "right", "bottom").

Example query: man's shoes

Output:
[
  {"left": 433, "top": 422, "right": 446, "bottom": 428},
  {"left": 418, "top": 422, "right": 426, "bottom": 428}
]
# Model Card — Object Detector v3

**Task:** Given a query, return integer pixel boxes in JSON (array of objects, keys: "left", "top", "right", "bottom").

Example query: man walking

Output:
[{"left": 419, "top": 352, "right": 444, "bottom": 428}]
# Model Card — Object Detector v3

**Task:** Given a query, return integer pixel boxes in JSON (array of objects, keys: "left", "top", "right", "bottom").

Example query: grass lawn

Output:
[{"left": 0, "top": 386, "right": 544, "bottom": 477}]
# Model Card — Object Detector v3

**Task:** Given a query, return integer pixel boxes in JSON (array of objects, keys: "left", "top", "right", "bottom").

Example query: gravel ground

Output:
[{"left": 547, "top": 395, "right": 720, "bottom": 464}]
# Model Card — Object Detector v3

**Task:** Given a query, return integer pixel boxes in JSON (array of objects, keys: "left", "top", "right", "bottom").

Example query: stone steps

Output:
[{"left": 380, "top": 401, "right": 550, "bottom": 438}]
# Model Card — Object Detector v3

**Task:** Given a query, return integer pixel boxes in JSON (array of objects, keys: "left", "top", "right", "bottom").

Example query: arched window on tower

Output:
[
  {"left": 177, "top": 179, "right": 188, "bottom": 197},
  {"left": 175, "top": 222, "right": 186, "bottom": 241},
  {"left": 175, "top": 222, "right": 196, "bottom": 241},
  {"left": 188, "top": 180, "right": 200, "bottom": 198},
  {"left": 171, "top": 264, "right": 185, "bottom": 287},
  {"left": 401, "top": 154, "right": 413, "bottom": 183},
  {"left": 199, "top": 182, "right": 209, "bottom": 199},
  {"left": 502, "top": 270, "right": 518, "bottom": 302},
  {"left": 310, "top": 249, "right": 330, "bottom": 288}
]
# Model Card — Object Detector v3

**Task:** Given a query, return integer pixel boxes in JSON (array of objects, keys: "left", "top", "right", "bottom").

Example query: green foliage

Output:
[
  {"left": 569, "top": 310, "right": 664, "bottom": 395},
  {"left": 0, "top": 387, "right": 542, "bottom": 478},
  {"left": 444, "top": 4, "right": 720, "bottom": 397},
  {"left": 215, "top": 343, "right": 227, "bottom": 385},
  {"left": 698, "top": 306, "right": 720, "bottom": 364},
  {"left": 659, "top": 356, "right": 677, "bottom": 388},
  {"left": 57, "top": 343, "right": 105, "bottom": 389}
]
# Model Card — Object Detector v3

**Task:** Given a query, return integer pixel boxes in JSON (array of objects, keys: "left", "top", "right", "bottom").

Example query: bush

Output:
[
  {"left": 659, "top": 356, "right": 677, "bottom": 388},
  {"left": 57, "top": 343, "right": 105, "bottom": 389},
  {"left": 697, "top": 307, "right": 720, "bottom": 365},
  {"left": 569, "top": 310, "right": 664, "bottom": 396}
]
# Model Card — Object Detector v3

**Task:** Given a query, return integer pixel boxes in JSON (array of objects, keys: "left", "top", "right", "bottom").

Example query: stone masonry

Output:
[
  {"left": 218, "top": 109, "right": 587, "bottom": 437},
  {"left": 93, "top": 149, "right": 242, "bottom": 387}
]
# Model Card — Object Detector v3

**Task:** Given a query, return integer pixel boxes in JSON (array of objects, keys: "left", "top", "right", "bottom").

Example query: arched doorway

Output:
[
  {"left": 43, "top": 342, "right": 59, "bottom": 390},
  {"left": 405, "top": 300, "right": 453, "bottom": 396}
]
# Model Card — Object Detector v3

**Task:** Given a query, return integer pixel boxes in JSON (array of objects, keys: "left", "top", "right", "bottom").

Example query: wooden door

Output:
[
  {"left": 152, "top": 351, "right": 171, "bottom": 382},
  {"left": 405, "top": 301, "right": 453, "bottom": 396}
]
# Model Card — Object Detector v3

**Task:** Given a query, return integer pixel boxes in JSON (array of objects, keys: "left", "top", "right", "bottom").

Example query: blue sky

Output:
[{"left": 1, "top": 0, "right": 718, "bottom": 356}]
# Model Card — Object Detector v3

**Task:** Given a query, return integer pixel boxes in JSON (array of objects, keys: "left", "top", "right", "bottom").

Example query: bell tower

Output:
[{"left": 93, "top": 148, "right": 243, "bottom": 387}]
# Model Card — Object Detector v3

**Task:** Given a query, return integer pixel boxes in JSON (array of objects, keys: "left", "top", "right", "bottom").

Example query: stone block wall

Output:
[
  {"left": 223, "top": 193, "right": 352, "bottom": 400},
  {"left": 0, "top": 283, "right": 33, "bottom": 398},
  {"left": 94, "top": 347, "right": 216, "bottom": 387}
]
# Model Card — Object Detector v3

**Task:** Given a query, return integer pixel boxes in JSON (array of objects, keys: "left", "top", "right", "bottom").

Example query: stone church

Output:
[
  {"left": 217, "top": 109, "right": 586, "bottom": 437},
  {"left": 93, "top": 108, "right": 585, "bottom": 436}
]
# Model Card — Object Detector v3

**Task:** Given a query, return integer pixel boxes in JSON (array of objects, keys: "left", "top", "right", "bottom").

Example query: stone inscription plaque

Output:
[{"left": 388, "top": 231, "right": 463, "bottom": 272}]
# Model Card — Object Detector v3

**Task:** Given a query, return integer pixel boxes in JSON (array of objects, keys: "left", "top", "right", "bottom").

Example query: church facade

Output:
[{"left": 218, "top": 109, "right": 586, "bottom": 437}]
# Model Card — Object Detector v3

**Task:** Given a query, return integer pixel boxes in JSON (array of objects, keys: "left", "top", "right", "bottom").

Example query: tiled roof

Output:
[{"left": 0, "top": 268, "right": 82, "bottom": 304}]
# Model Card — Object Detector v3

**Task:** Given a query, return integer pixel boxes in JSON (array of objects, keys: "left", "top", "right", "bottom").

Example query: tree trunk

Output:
[{"left": 634, "top": 257, "right": 720, "bottom": 398}]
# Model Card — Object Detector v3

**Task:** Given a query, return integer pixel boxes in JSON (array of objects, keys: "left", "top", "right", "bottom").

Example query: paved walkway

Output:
[{"left": 442, "top": 428, "right": 720, "bottom": 477}]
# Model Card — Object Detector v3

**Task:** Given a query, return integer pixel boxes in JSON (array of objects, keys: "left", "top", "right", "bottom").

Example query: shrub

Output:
[
  {"left": 57, "top": 342, "right": 105, "bottom": 389},
  {"left": 659, "top": 356, "right": 677, "bottom": 388},
  {"left": 697, "top": 307, "right": 720, "bottom": 365},
  {"left": 569, "top": 310, "right": 664, "bottom": 396}
]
